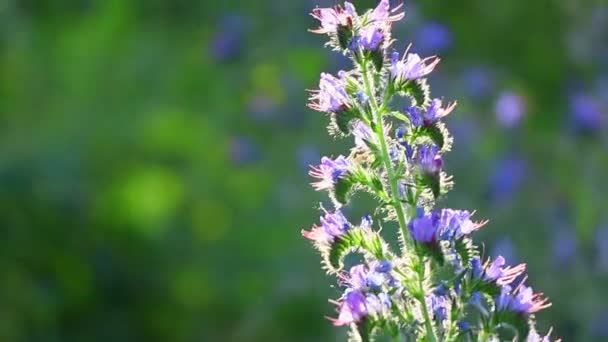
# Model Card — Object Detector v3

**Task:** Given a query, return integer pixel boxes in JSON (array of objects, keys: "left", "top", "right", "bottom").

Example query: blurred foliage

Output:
[{"left": 0, "top": 0, "right": 606, "bottom": 341}]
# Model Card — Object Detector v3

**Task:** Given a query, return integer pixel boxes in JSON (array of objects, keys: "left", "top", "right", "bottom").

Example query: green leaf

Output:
[
  {"left": 413, "top": 123, "right": 452, "bottom": 152},
  {"left": 455, "top": 237, "right": 479, "bottom": 267},
  {"left": 495, "top": 313, "right": 531, "bottom": 341},
  {"left": 399, "top": 79, "right": 431, "bottom": 108},
  {"left": 327, "top": 229, "right": 364, "bottom": 271},
  {"left": 371, "top": 50, "right": 384, "bottom": 72},
  {"left": 333, "top": 177, "right": 354, "bottom": 205},
  {"left": 417, "top": 174, "right": 441, "bottom": 200}
]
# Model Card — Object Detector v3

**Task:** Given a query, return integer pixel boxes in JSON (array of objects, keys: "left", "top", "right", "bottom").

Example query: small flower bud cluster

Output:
[{"left": 302, "top": 1, "right": 557, "bottom": 341}]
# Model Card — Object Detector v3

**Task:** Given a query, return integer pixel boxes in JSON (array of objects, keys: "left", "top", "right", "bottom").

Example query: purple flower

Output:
[
  {"left": 496, "top": 285, "right": 512, "bottom": 312},
  {"left": 309, "top": 155, "right": 351, "bottom": 191},
  {"left": 496, "top": 285, "right": 550, "bottom": 315},
  {"left": 351, "top": 24, "right": 384, "bottom": 51},
  {"left": 333, "top": 290, "right": 368, "bottom": 326},
  {"left": 425, "top": 98, "right": 457, "bottom": 125},
  {"left": 406, "top": 106, "right": 424, "bottom": 127},
  {"left": 391, "top": 52, "right": 440, "bottom": 83},
  {"left": 302, "top": 209, "right": 351, "bottom": 245},
  {"left": 309, "top": 72, "right": 350, "bottom": 113},
  {"left": 408, "top": 208, "right": 441, "bottom": 243},
  {"left": 527, "top": 329, "right": 555, "bottom": 342},
  {"left": 458, "top": 320, "right": 471, "bottom": 332},
  {"left": 374, "top": 260, "right": 392, "bottom": 273},
  {"left": 366, "top": 272, "right": 386, "bottom": 291},
  {"left": 310, "top": 4, "right": 354, "bottom": 34},
  {"left": 569, "top": 93, "right": 604, "bottom": 133},
  {"left": 495, "top": 91, "right": 526, "bottom": 128},
  {"left": 360, "top": 214, "right": 373, "bottom": 229},
  {"left": 365, "top": 292, "right": 391, "bottom": 317},
  {"left": 485, "top": 256, "right": 506, "bottom": 281},
  {"left": 439, "top": 209, "right": 485, "bottom": 240},
  {"left": 469, "top": 291, "right": 483, "bottom": 307},
  {"left": 352, "top": 121, "right": 375, "bottom": 148},
  {"left": 486, "top": 255, "right": 526, "bottom": 285},
  {"left": 413, "top": 22, "right": 453, "bottom": 55},
  {"left": 471, "top": 258, "right": 483, "bottom": 279},
  {"left": 418, "top": 145, "right": 443, "bottom": 174},
  {"left": 370, "top": 0, "right": 405, "bottom": 23},
  {"left": 348, "top": 264, "right": 369, "bottom": 290},
  {"left": 427, "top": 294, "right": 448, "bottom": 322}
]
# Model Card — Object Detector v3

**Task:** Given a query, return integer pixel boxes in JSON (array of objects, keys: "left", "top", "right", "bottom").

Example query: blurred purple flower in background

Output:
[
  {"left": 495, "top": 91, "right": 526, "bottom": 128},
  {"left": 590, "top": 311, "right": 608, "bottom": 339},
  {"left": 229, "top": 136, "right": 261, "bottom": 166},
  {"left": 248, "top": 95, "right": 278, "bottom": 122},
  {"left": 491, "top": 237, "right": 516, "bottom": 263},
  {"left": 596, "top": 226, "right": 608, "bottom": 272},
  {"left": 488, "top": 157, "right": 527, "bottom": 203},
  {"left": 551, "top": 227, "right": 577, "bottom": 268},
  {"left": 209, "top": 15, "right": 245, "bottom": 63},
  {"left": 297, "top": 145, "right": 321, "bottom": 171},
  {"left": 460, "top": 67, "right": 494, "bottom": 100},
  {"left": 413, "top": 22, "right": 453, "bottom": 55},
  {"left": 569, "top": 93, "right": 605, "bottom": 134}
]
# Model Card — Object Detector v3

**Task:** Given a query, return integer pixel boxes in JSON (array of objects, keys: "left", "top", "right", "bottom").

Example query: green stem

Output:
[
  {"left": 417, "top": 259, "right": 438, "bottom": 342},
  {"left": 360, "top": 59, "right": 412, "bottom": 251}
]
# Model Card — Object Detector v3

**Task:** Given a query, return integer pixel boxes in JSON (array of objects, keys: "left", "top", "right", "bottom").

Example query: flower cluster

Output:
[{"left": 303, "top": 1, "right": 556, "bottom": 341}]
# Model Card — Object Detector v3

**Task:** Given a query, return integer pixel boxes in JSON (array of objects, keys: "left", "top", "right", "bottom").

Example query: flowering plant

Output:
[{"left": 303, "top": 1, "right": 557, "bottom": 341}]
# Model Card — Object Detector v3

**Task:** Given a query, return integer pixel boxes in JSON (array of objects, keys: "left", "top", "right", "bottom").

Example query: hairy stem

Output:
[
  {"left": 360, "top": 59, "right": 412, "bottom": 251},
  {"left": 418, "top": 259, "right": 439, "bottom": 342}
]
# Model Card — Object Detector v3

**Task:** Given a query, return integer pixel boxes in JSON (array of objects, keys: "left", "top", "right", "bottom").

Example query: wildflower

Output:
[
  {"left": 302, "top": 209, "right": 351, "bottom": 245},
  {"left": 360, "top": 214, "right": 373, "bottom": 229},
  {"left": 458, "top": 320, "right": 471, "bottom": 332},
  {"left": 365, "top": 292, "right": 391, "bottom": 318},
  {"left": 409, "top": 208, "right": 441, "bottom": 244},
  {"left": 471, "top": 258, "right": 483, "bottom": 279},
  {"left": 309, "top": 72, "right": 350, "bottom": 114},
  {"left": 439, "top": 209, "right": 485, "bottom": 240},
  {"left": 427, "top": 293, "right": 448, "bottom": 322},
  {"left": 425, "top": 99, "right": 457, "bottom": 124},
  {"left": 418, "top": 145, "right": 443, "bottom": 175},
  {"left": 350, "top": 24, "right": 384, "bottom": 52},
  {"left": 391, "top": 51, "right": 440, "bottom": 83},
  {"left": 310, "top": 3, "right": 354, "bottom": 35},
  {"left": 496, "top": 285, "right": 551, "bottom": 315},
  {"left": 374, "top": 260, "right": 392, "bottom": 273},
  {"left": 333, "top": 290, "right": 368, "bottom": 326},
  {"left": 526, "top": 329, "right": 555, "bottom": 342},
  {"left": 352, "top": 121, "right": 375, "bottom": 148},
  {"left": 370, "top": 0, "right": 405, "bottom": 23},
  {"left": 471, "top": 255, "right": 526, "bottom": 286},
  {"left": 495, "top": 91, "right": 526, "bottom": 128},
  {"left": 309, "top": 155, "right": 351, "bottom": 191}
]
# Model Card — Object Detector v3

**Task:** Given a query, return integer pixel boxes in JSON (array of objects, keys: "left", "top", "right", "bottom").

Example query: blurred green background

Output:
[{"left": 0, "top": 0, "right": 607, "bottom": 341}]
